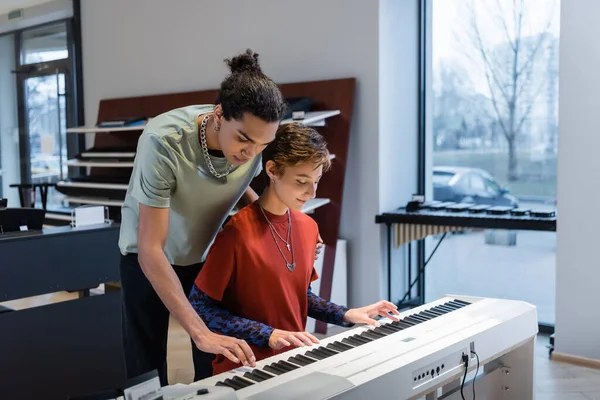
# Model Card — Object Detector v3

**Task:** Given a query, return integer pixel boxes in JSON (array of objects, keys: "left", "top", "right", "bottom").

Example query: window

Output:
[
  {"left": 20, "top": 22, "right": 68, "bottom": 65},
  {"left": 424, "top": 0, "right": 560, "bottom": 326},
  {"left": 468, "top": 173, "right": 486, "bottom": 191}
]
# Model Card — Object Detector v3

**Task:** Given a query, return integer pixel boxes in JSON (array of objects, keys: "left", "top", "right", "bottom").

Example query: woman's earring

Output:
[{"left": 215, "top": 123, "right": 220, "bottom": 132}]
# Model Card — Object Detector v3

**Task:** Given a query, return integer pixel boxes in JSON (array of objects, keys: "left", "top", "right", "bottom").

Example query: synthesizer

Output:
[{"left": 179, "top": 295, "right": 538, "bottom": 400}]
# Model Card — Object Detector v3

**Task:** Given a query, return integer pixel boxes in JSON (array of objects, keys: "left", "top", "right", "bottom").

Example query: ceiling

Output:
[{"left": 0, "top": 0, "right": 55, "bottom": 15}]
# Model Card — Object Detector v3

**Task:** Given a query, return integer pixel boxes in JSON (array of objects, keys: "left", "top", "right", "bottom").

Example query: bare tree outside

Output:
[{"left": 464, "top": 0, "right": 558, "bottom": 181}]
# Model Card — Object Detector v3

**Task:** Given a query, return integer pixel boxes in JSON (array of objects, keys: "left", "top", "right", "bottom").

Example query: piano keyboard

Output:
[
  {"left": 191, "top": 294, "right": 538, "bottom": 400},
  {"left": 212, "top": 298, "right": 471, "bottom": 391}
]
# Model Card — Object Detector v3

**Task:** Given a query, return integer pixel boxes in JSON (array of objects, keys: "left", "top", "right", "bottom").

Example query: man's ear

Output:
[{"left": 213, "top": 104, "right": 224, "bottom": 122}]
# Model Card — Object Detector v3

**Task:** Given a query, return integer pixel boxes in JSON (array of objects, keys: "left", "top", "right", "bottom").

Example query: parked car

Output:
[{"left": 433, "top": 166, "right": 519, "bottom": 207}]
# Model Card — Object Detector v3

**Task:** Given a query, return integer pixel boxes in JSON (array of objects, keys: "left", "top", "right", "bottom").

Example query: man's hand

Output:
[
  {"left": 315, "top": 234, "right": 324, "bottom": 261},
  {"left": 343, "top": 300, "right": 401, "bottom": 326},
  {"left": 268, "top": 329, "right": 320, "bottom": 350},
  {"left": 194, "top": 331, "right": 256, "bottom": 367}
]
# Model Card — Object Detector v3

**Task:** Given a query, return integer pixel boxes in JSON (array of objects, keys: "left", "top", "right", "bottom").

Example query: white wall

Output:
[
  {"left": 0, "top": 33, "right": 19, "bottom": 207},
  {"left": 555, "top": 0, "right": 600, "bottom": 360},
  {"left": 378, "top": 0, "right": 420, "bottom": 302},
  {"left": 80, "top": 0, "right": 419, "bottom": 307}
]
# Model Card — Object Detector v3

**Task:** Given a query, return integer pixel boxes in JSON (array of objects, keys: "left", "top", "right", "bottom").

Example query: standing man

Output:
[{"left": 117, "top": 49, "right": 288, "bottom": 385}]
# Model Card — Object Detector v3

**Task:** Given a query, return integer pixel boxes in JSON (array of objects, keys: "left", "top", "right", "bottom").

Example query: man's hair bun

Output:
[{"left": 225, "top": 49, "right": 262, "bottom": 74}]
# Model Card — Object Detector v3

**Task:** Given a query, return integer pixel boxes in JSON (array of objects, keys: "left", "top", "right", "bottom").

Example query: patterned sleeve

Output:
[
  {"left": 189, "top": 284, "right": 274, "bottom": 348},
  {"left": 307, "top": 285, "right": 354, "bottom": 328}
]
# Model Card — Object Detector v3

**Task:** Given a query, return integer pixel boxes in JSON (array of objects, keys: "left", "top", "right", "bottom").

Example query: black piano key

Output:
[
  {"left": 318, "top": 346, "right": 339, "bottom": 356},
  {"left": 243, "top": 371, "right": 268, "bottom": 382},
  {"left": 342, "top": 337, "right": 365, "bottom": 347},
  {"left": 352, "top": 333, "right": 373, "bottom": 343},
  {"left": 420, "top": 310, "right": 440, "bottom": 319},
  {"left": 409, "top": 314, "right": 429, "bottom": 323},
  {"left": 296, "top": 353, "right": 318, "bottom": 364},
  {"left": 263, "top": 364, "right": 285, "bottom": 375},
  {"left": 394, "top": 319, "right": 413, "bottom": 326},
  {"left": 374, "top": 325, "right": 397, "bottom": 335},
  {"left": 404, "top": 316, "right": 423, "bottom": 325},
  {"left": 223, "top": 378, "right": 245, "bottom": 390},
  {"left": 452, "top": 299, "right": 471, "bottom": 306},
  {"left": 400, "top": 318, "right": 419, "bottom": 326},
  {"left": 277, "top": 360, "right": 300, "bottom": 371},
  {"left": 378, "top": 323, "right": 402, "bottom": 332},
  {"left": 441, "top": 302, "right": 462, "bottom": 310},
  {"left": 216, "top": 381, "right": 234, "bottom": 389},
  {"left": 447, "top": 301, "right": 468, "bottom": 309},
  {"left": 434, "top": 305, "right": 455, "bottom": 313},
  {"left": 360, "top": 330, "right": 382, "bottom": 341},
  {"left": 312, "top": 347, "right": 336, "bottom": 358},
  {"left": 391, "top": 320, "right": 412, "bottom": 329},
  {"left": 327, "top": 341, "right": 353, "bottom": 352},
  {"left": 288, "top": 355, "right": 312, "bottom": 366},
  {"left": 437, "top": 305, "right": 458, "bottom": 313},
  {"left": 304, "top": 349, "right": 326, "bottom": 360},
  {"left": 269, "top": 362, "right": 292, "bottom": 373},
  {"left": 253, "top": 369, "right": 276, "bottom": 380},
  {"left": 424, "top": 308, "right": 445, "bottom": 316},
  {"left": 231, "top": 375, "right": 254, "bottom": 388},
  {"left": 365, "top": 328, "right": 387, "bottom": 338}
]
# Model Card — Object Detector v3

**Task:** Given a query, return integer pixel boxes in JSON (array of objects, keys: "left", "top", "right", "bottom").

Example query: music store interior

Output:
[{"left": 0, "top": 0, "right": 597, "bottom": 399}]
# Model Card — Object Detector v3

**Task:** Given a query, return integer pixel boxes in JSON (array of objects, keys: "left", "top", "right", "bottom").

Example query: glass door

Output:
[
  {"left": 24, "top": 70, "right": 67, "bottom": 182},
  {"left": 13, "top": 20, "right": 77, "bottom": 211},
  {"left": 16, "top": 66, "right": 70, "bottom": 209}
]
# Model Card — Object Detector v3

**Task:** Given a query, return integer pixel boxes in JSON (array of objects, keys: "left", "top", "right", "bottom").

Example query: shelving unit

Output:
[
  {"left": 58, "top": 78, "right": 355, "bottom": 334},
  {"left": 58, "top": 109, "right": 342, "bottom": 221}
]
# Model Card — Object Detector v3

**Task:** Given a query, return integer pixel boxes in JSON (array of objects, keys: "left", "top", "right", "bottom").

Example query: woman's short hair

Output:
[{"left": 262, "top": 123, "right": 331, "bottom": 177}]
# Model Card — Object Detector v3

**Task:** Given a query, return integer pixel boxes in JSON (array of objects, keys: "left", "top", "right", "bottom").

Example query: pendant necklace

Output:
[{"left": 258, "top": 204, "right": 296, "bottom": 272}]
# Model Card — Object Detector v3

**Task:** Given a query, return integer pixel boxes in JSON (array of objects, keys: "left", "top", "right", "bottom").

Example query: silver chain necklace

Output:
[
  {"left": 199, "top": 114, "right": 234, "bottom": 179},
  {"left": 269, "top": 210, "right": 292, "bottom": 251},
  {"left": 258, "top": 204, "right": 296, "bottom": 272}
]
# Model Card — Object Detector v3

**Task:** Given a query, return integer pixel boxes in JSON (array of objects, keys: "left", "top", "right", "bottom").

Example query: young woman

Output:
[
  {"left": 118, "top": 49, "right": 288, "bottom": 385},
  {"left": 189, "top": 123, "right": 400, "bottom": 376}
]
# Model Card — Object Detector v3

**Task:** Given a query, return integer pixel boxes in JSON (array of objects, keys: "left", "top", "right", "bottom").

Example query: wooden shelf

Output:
[
  {"left": 80, "top": 151, "right": 136, "bottom": 158},
  {"left": 57, "top": 181, "right": 129, "bottom": 190},
  {"left": 66, "top": 160, "right": 134, "bottom": 168},
  {"left": 64, "top": 196, "right": 124, "bottom": 207},
  {"left": 281, "top": 110, "right": 340, "bottom": 126},
  {"left": 66, "top": 124, "right": 146, "bottom": 134},
  {"left": 65, "top": 110, "right": 339, "bottom": 135}
]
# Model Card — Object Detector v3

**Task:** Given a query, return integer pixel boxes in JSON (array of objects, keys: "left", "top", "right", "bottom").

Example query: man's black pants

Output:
[{"left": 119, "top": 253, "right": 215, "bottom": 386}]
